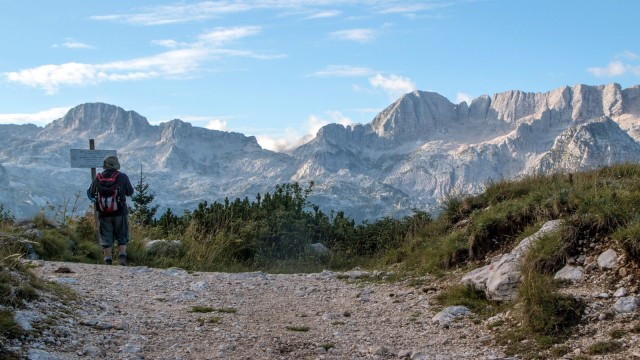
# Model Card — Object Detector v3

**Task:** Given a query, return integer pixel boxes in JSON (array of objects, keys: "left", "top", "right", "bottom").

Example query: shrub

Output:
[
  {"left": 613, "top": 221, "right": 640, "bottom": 260},
  {"left": 518, "top": 270, "right": 583, "bottom": 336},
  {"left": 434, "top": 284, "right": 502, "bottom": 318},
  {"left": 586, "top": 340, "right": 622, "bottom": 355}
]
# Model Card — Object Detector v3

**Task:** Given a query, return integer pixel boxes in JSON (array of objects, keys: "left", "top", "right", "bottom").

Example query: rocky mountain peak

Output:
[
  {"left": 371, "top": 91, "right": 456, "bottom": 139},
  {"left": 41, "top": 102, "right": 152, "bottom": 141}
]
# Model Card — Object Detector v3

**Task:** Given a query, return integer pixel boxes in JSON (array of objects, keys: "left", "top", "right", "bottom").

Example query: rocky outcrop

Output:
[{"left": 461, "top": 220, "right": 562, "bottom": 301}]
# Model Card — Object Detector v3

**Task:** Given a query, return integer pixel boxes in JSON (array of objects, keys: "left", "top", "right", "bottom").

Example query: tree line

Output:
[{"left": 131, "top": 179, "right": 431, "bottom": 266}]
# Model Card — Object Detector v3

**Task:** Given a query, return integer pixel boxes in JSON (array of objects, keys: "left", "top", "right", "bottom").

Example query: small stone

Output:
[
  {"left": 80, "top": 319, "right": 99, "bottom": 327},
  {"left": 95, "top": 322, "right": 114, "bottom": 330},
  {"left": 584, "top": 262, "right": 597, "bottom": 273},
  {"left": 614, "top": 287, "right": 628, "bottom": 298},
  {"left": 619, "top": 267, "right": 628, "bottom": 277}
]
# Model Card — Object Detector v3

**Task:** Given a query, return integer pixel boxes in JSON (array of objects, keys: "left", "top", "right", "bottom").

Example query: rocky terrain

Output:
[
  {"left": 12, "top": 262, "right": 507, "bottom": 360},
  {"left": 5, "top": 243, "right": 640, "bottom": 360}
]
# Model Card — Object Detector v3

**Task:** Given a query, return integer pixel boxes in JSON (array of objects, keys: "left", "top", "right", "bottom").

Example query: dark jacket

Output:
[{"left": 87, "top": 169, "right": 134, "bottom": 217}]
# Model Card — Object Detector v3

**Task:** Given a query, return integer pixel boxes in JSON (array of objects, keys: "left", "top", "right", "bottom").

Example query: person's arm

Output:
[
  {"left": 122, "top": 173, "right": 134, "bottom": 197},
  {"left": 87, "top": 177, "right": 98, "bottom": 201}
]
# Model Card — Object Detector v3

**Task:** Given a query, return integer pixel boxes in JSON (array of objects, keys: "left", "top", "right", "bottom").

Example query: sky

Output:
[{"left": 1, "top": 0, "right": 639, "bottom": 151}]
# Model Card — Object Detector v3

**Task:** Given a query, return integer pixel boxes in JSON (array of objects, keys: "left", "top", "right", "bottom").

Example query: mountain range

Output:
[{"left": 1, "top": 83, "right": 639, "bottom": 221}]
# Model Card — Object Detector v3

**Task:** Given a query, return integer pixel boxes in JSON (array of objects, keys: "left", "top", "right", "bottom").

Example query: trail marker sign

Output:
[{"left": 70, "top": 149, "right": 117, "bottom": 168}]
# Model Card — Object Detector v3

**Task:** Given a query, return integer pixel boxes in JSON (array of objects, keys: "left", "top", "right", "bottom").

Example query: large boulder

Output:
[{"left": 461, "top": 220, "right": 562, "bottom": 301}]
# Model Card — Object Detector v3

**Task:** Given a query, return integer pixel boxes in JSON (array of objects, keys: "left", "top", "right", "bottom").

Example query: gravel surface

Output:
[{"left": 20, "top": 261, "right": 510, "bottom": 360}]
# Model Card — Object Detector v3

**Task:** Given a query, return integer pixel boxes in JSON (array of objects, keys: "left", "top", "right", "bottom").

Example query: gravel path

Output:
[{"left": 25, "top": 261, "right": 509, "bottom": 360}]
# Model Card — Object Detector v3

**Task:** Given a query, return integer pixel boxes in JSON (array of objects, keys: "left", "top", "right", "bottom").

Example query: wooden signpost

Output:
[{"left": 70, "top": 139, "right": 117, "bottom": 243}]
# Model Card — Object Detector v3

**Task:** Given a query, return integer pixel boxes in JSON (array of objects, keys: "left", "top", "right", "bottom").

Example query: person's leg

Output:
[
  {"left": 99, "top": 217, "right": 115, "bottom": 264},
  {"left": 113, "top": 215, "right": 130, "bottom": 265}
]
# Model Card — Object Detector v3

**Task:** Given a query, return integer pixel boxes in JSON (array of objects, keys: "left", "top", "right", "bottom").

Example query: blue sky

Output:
[{"left": 1, "top": 0, "right": 639, "bottom": 151}]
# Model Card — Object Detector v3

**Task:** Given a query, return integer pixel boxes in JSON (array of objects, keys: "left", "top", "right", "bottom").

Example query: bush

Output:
[
  {"left": 613, "top": 221, "right": 640, "bottom": 261},
  {"left": 518, "top": 270, "right": 583, "bottom": 336}
]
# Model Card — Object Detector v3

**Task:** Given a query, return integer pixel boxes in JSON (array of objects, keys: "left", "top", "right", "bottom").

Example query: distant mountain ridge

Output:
[{"left": 1, "top": 83, "right": 639, "bottom": 220}]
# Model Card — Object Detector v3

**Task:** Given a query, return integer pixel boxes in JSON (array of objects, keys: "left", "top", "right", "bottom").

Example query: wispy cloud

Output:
[
  {"left": 329, "top": 28, "right": 377, "bottom": 43},
  {"left": 305, "top": 10, "right": 342, "bottom": 19},
  {"left": 308, "top": 65, "right": 374, "bottom": 77},
  {"left": 0, "top": 107, "right": 70, "bottom": 126},
  {"left": 257, "top": 110, "right": 355, "bottom": 152},
  {"left": 151, "top": 39, "right": 181, "bottom": 48},
  {"left": 3, "top": 26, "right": 280, "bottom": 94},
  {"left": 369, "top": 73, "right": 416, "bottom": 98},
  {"left": 378, "top": 2, "right": 453, "bottom": 14},
  {"left": 587, "top": 51, "right": 640, "bottom": 77},
  {"left": 53, "top": 39, "right": 95, "bottom": 49},
  {"left": 90, "top": 2, "right": 252, "bottom": 26},
  {"left": 617, "top": 50, "right": 639, "bottom": 61},
  {"left": 91, "top": 1, "right": 447, "bottom": 26}
]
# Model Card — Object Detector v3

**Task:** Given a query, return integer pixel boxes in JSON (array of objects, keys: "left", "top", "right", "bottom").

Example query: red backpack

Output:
[{"left": 95, "top": 171, "right": 121, "bottom": 213}]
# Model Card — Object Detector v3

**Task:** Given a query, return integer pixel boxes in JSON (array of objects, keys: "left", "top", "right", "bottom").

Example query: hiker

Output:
[{"left": 87, "top": 155, "right": 134, "bottom": 266}]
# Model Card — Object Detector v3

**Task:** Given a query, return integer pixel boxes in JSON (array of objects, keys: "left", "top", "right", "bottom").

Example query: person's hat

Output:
[{"left": 103, "top": 155, "right": 121, "bottom": 170}]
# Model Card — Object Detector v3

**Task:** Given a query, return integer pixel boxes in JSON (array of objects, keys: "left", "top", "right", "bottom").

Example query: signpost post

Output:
[{"left": 70, "top": 140, "right": 117, "bottom": 244}]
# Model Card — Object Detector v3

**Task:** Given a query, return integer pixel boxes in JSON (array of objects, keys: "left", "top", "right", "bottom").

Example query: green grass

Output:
[
  {"left": 214, "top": 307, "right": 237, "bottom": 314},
  {"left": 190, "top": 306, "right": 214, "bottom": 313},
  {"left": 286, "top": 325, "right": 310, "bottom": 332},
  {"left": 320, "top": 343, "right": 334, "bottom": 351},
  {"left": 196, "top": 316, "right": 221, "bottom": 325},
  {"left": 434, "top": 284, "right": 503, "bottom": 318},
  {"left": 586, "top": 340, "right": 622, "bottom": 355},
  {"left": 0, "top": 309, "right": 22, "bottom": 339}
]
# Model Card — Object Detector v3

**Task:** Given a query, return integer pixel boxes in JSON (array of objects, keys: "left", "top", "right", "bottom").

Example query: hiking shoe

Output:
[
  {"left": 119, "top": 255, "right": 127, "bottom": 266},
  {"left": 105, "top": 259, "right": 113, "bottom": 265}
]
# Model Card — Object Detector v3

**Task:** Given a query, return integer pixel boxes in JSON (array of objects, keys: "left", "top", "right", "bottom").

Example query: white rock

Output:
[
  {"left": 431, "top": 306, "right": 470, "bottom": 326},
  {"left": 554, "top": 265, "right": 584, "bottom": 282},
  {"left": 614, "top": 287, "right": 628, "bottom": 298},
  {"left": 309, "top": 242, "right": 330, "bottom": 255},
  {"left": 613, "top": 296, "right": 639, "bottom": 313},
  {"left": 597, "top": 248, "right": 618, "bottom": 269}
]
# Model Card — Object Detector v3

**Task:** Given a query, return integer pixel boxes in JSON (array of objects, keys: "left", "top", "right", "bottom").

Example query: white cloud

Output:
[
  {"left": 151, "top": 39, "right": 181, "bottom": 48},
  {"left": 92, "top": 1, "right": 448, "bottom": 26},
  {"left": 90, "top": 2, "right": 252, "bottom": 26},
  {"left": 369, "top": 73, "right": 416, "bottom": 99},
  {"left": 256, "top": 128, "right": 307, "bottom": 152},
  {"left": 307, "top": 111, "right": 354, "bottom": 135},
  {"left": 456, "top": 92, "right": 473, "bottom": 104},
  {"left": 0, "top": 107, "right": 70, "bottom": 126},
  {"left": 305, "top": 10, "right": 342, "bottom": 19},
  {"left": 308, "top": 65, "right": 374, "bottom": 77},
  {"left": 3, "top": 27, "right": 273, "bottom": 94},
  {"left": 587, "top": 51, "right": 640, "bottom": 78},
  {"left": 197, "top": 26, "right": 262, "bottom": 45},
  {"left": 204, "top": 119, "right": 228, "bottom": 131},
  {"left": 617, "top": 50, "right": 639, "bottom": 61},
  {"left": 329, "top": 29, "right": 376, "bottom": 43},
  {"left": 587, "top": 61, "right": 628, "bottom": 77},
  {"left": 378, "top": 3, "right": 451, "bottom": 14},
  {"left": 257, "top": 111, "right": 355, "bottom": 152},
  {"left": 55, "top": 41, "right": 95, "bottom": 49}
]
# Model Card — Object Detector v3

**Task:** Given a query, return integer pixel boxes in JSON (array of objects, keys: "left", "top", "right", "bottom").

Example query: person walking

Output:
[{"left": 87, "top": 155, "right": 134, "bottom": 265}]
